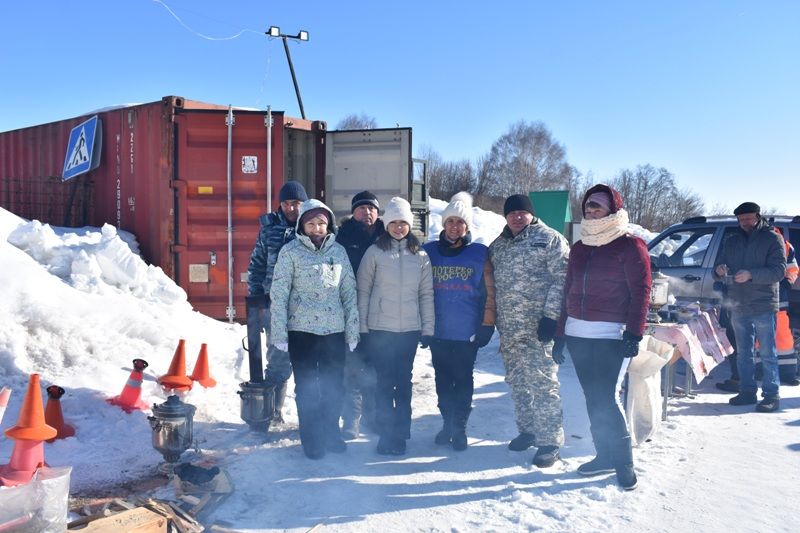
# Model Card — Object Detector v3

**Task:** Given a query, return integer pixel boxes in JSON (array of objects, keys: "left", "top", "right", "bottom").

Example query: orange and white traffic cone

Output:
[
  {"left": 0, "top": 387, "right": 10, "bottom": 426},
  {"left": 0, "top": 374, "right": 57, "bottom": 487},
  {"left": 108, "top": 358, "right": 150, "bottom": 412},
  {"left": 158, "top": 339, "right": 193, "bottom": 393},
  {"left": 44, "top": 385, "right": 76, "bottom": 442},
  {"left": 190, "top": 343, "right": 217, "bottom": 388}
]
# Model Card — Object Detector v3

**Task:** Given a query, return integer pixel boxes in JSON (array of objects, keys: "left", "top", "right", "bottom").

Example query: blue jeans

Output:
[{"left": 730, "top": 312, "right": 780, "bottom": 398}]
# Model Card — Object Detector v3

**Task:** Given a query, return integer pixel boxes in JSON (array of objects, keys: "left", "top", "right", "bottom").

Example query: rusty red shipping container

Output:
[{"left": 0, "top": 96, "right": 327, "bottom": 320}]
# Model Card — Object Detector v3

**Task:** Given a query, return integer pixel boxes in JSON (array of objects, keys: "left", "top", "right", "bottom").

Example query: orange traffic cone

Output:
[
  {"left": 44, "top": 385, "right": 76, "bottom": 441},
  {"left": 108, "top": 358, "right": 150, "bottom": 412},
  {"left": 190, "top": 343, "right": 217, "bottom": 388},
  {"left": 0, "top": 387, "right": 10, "bottom": 426},
  {"left": 158, "top": 339, "right": 193, "bottom": 392},
  {"left": 0, "top": 374, "right": 57, "bottom": 487}
]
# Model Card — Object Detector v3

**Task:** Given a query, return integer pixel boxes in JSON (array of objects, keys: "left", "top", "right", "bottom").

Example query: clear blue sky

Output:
[{"left": 2, "top": 0, "right": 798, "bottom": 215}]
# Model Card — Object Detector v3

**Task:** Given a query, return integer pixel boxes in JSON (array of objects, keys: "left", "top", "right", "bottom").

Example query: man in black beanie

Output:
[
  {"left": 714, "top": 201, "right": 786, "bottom": 412},
  {"left": 247, "top": 180, "right": 309, "bottom": 424},
  {"left": 489, "top": 193, "right": 570, "bottom": 468},
  {"left": 336, "top": 190, "right": 385, "bottom": 439}
]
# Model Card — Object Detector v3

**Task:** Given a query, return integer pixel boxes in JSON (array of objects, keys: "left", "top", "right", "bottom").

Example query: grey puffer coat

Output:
[
  {"left": 269, "top": 200, "right": 359, "bottom": 346},
  {"left": 357, "top": 238, "right": 435, "bottom": 335}
]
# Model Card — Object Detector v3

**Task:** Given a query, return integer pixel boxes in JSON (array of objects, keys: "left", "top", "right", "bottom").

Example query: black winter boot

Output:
[
  {"left": 577, "top": 456, "right": 615, "bottom": 476},
  {"left": 450, "top": 410, "right": 470, "bottom": 451},
  {"left": 729, "top": 392, "right": 757, "bottom": 405},
  {"left": 508, "top": 432, "right": 536, "bottom": 451},
  {"left": 451, "top": 430, "right": 468, "bottom": 451},
  {"left": 271, "top": 381, "right": 288, "bottom": 424},
  {"left": 532, "top": 445, "right": 560, "bottom": 468},
  {"left": 612, "top": 436, "right": 638, "bottom": 491},
  {"left": 341, "top": 416, "right": 361, "bottom": 440},
  {"left": 434, "top": 420, "right": 453, "bottom": 446}
]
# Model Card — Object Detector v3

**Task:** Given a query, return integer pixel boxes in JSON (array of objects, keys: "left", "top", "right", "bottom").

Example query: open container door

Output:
[{"left": 325, "top": 128, "right": 427, "bottom": 236}]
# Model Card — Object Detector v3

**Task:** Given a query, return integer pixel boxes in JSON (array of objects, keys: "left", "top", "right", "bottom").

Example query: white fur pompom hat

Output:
[
  {"left": 441, "top": 191, "right": 473, "bottom": 229},
  {"left": 383, "top": 196, "right": 414, "bottom": 226}
]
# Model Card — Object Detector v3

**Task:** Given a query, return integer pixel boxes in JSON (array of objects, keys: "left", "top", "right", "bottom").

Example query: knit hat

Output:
[
  {"left": 441, "top": 192, "right": 473, "bottom": 228},
  {"left": 585, "top": 191, "right": 613, "bottom": 213},
  {"left": 279, "top": 181, "right": 309, "bottom": 202},
  {"left": 351, "top": 190, "right": 380, "bottom": 212},
  {"left": 581, "top": 184, "right": 623, "bottom": 214},
  {"left": 503, "top": 194, "right": 535, "bottom": 217},
  {"left": 383, "top": 197, "right": 414, "bottom": 226},
  {"left": 299, "top": 207, "right": 330, "bottom": 227},
  {"left": 733, "top": 201, "right": 760, "bottom": 216}
]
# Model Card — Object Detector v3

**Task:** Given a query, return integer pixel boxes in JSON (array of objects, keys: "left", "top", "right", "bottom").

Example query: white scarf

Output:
[{"left": 581, "top": 209, "right": 630, "bottom": 246}]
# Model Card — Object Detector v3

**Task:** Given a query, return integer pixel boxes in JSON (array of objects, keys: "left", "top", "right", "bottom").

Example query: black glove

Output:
[
  {"left": 474, "top": 325, "right": 495, "bottom": 347},
  {"left": 419, "top": 335, "right": 434, "bottom": 349},
  {"left": 551, "top": 337, "right": 566, "bottom": 364},
  {"left": 537, "top": 317, "right": 557, "bottom": 343},
  {"left": 622, "top": 331, "right": 642, "bottom": 358}
]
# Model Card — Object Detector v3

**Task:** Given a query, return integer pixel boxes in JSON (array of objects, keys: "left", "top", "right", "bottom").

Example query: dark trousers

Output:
[
  {"left": 719, "top": 306, "right": 739, "bottom": 380},
  {"left": 370, "top": 330, "right": 419, "bottom": 440},
  {"left": 430, "top": 339, "right": 478, "bottom": 429},
  {"left": 341, "top": 346, "right": 377, "bottom": 425},
  {"left": 567, "top": 336, "right": 632, "bottom": 465},
  {"left": 288, "top": 331, "right": 346, "bottom": 453}
]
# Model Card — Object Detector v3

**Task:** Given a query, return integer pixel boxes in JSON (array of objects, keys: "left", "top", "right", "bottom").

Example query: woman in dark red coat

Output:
[{"left": 552, "top": 184, "right": 651, "bottom": 491}]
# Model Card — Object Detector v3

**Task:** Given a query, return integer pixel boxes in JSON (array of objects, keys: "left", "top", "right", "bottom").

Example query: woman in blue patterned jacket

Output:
[{"left": 270, "top": 199, "right": 360, "bottom": 459}]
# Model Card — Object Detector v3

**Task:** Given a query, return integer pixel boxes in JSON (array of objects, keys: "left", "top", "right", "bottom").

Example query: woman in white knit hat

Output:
[
  {"left": 357, "top": 197, "right": 434, "bottom": 455},
  {"left": 423, "top": 192, "right": 496, "bottom": 451}
]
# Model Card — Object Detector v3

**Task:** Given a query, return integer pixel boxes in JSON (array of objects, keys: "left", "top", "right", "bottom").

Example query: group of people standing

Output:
[{"left": 245, "top": 179, "right": 664, "bottom": 492}]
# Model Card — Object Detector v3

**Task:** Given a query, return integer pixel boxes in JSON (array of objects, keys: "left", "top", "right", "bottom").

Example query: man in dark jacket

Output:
[
  {"left": 336, "top": 191, "right": 385, "bottom": 439},
  {"left": 713, "top": 201, "right": 786, "bottom": 412},
  {"left": 246, "top": 180, "right": 309, "bottom": 423}
]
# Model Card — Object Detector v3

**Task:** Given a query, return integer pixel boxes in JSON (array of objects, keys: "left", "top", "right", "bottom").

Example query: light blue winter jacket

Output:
[{"left": 269, "top": 199, "right": 360, "bottom": 346}]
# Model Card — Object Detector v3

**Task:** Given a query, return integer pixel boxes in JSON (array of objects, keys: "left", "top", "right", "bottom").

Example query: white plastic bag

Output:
[
  {"left": 626, "top": 336, "right": 673, "bottom": 445},
  {"left": 0, "top": 466, "right": 71, "bottom": 533}
]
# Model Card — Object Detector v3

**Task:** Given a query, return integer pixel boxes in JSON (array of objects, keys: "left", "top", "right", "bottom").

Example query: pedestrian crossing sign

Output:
[{"left": 62, "top": 115, "right": 102, "bottom": 181}]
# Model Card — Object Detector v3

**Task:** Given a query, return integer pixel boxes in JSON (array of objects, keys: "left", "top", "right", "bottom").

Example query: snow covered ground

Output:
[{"left": 0, "top": 201, "right": 798, "bottom": 532}]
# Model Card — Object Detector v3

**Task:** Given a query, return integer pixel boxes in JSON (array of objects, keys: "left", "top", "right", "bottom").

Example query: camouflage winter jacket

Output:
[
  {"left": 269, "top": 200, "right": 360, "bottom": 346},
  {"left": 489, "top": 220, "right": 570, "bottom": 336},
  {"left": 247, "top": 209, "right": 296, "bottom": 297}
]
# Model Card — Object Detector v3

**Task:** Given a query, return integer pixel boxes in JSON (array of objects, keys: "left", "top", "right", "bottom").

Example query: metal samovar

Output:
[{"left": 148, "top": 395, "right": 196, "bottom": 462}]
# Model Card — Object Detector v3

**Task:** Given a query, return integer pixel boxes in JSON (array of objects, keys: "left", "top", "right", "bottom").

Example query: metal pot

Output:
[
  {"left": 237, "top": 381, "right": 275, "bottom": 432},
  {"left": 147, "top": 395, "right": 196, "bottom": 463}
]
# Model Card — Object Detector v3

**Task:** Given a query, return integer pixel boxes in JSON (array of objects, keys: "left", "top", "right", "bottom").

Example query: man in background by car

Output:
[{"left": 713, "top": 201, "right": 786, "bottom": 412}]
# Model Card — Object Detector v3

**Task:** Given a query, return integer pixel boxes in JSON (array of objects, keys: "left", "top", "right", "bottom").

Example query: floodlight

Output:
[{"left": 267, "top": 26, "right": 280, "bottom": 37}]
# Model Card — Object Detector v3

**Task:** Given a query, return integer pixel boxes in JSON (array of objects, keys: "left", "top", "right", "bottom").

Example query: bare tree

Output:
[
  {"left": 568, "top": 171, "right": 595, "bottom": 221},
  {"left": 416, "top": 145, "right": 477, "bottom": 201},
  {"left": 335, "top": 113, "right": 378, "bottom": 130},
  {"left": 609, "top": 165, "right": 704, "bottom": 231},
  {"left": 476, "top": 121, "right": 575, "bottom": 199}
]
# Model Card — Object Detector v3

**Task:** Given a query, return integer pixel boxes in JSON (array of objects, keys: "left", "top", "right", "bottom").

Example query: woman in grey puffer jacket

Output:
[
  {"left": 357, "top": 197, "right": 434, "bottom": 455},
  {"left": 270, "top": 199, "right": 360, "bottom": 459}
]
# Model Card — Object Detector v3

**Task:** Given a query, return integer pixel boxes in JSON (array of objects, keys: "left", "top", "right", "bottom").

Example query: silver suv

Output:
[{"left": 647, "top": 215, "right": 800, "bottom": 317}]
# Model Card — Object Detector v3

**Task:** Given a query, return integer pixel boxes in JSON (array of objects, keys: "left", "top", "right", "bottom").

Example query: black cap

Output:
[
  {"left": 351, "top": 190, "right": 380, "bottom": 212},
  {"left": 503, "top": 194, "right": 535, "bottom": 216},
  {"left": 278, "top": 181, "right": 309, "bottom": 202},
  {"left": 733, "top": 202, "right": 760, "bottom": 216}
]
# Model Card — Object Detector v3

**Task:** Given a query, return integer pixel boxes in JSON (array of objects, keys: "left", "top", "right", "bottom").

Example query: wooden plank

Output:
[{"left": 67, "top": 507, "right": 168, "bottom": 532}]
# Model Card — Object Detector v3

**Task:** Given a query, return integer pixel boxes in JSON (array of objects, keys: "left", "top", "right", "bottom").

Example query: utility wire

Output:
[{"left": 152, "top": 0, "right": 262, "bottom": 41}]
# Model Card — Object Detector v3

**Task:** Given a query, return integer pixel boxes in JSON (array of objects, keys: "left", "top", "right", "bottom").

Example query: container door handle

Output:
[{"left": 681, "top": 275, "right": 701, "bottom": 281}]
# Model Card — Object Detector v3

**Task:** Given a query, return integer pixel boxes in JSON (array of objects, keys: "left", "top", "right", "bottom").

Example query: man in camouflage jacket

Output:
[{"left": 489, "top": 194, "right": 570, "bottom": 468}]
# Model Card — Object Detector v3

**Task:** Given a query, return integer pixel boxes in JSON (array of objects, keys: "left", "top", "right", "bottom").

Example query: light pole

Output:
[{"left": 267, "top": 26, "right": 309, "bottom": 119}]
